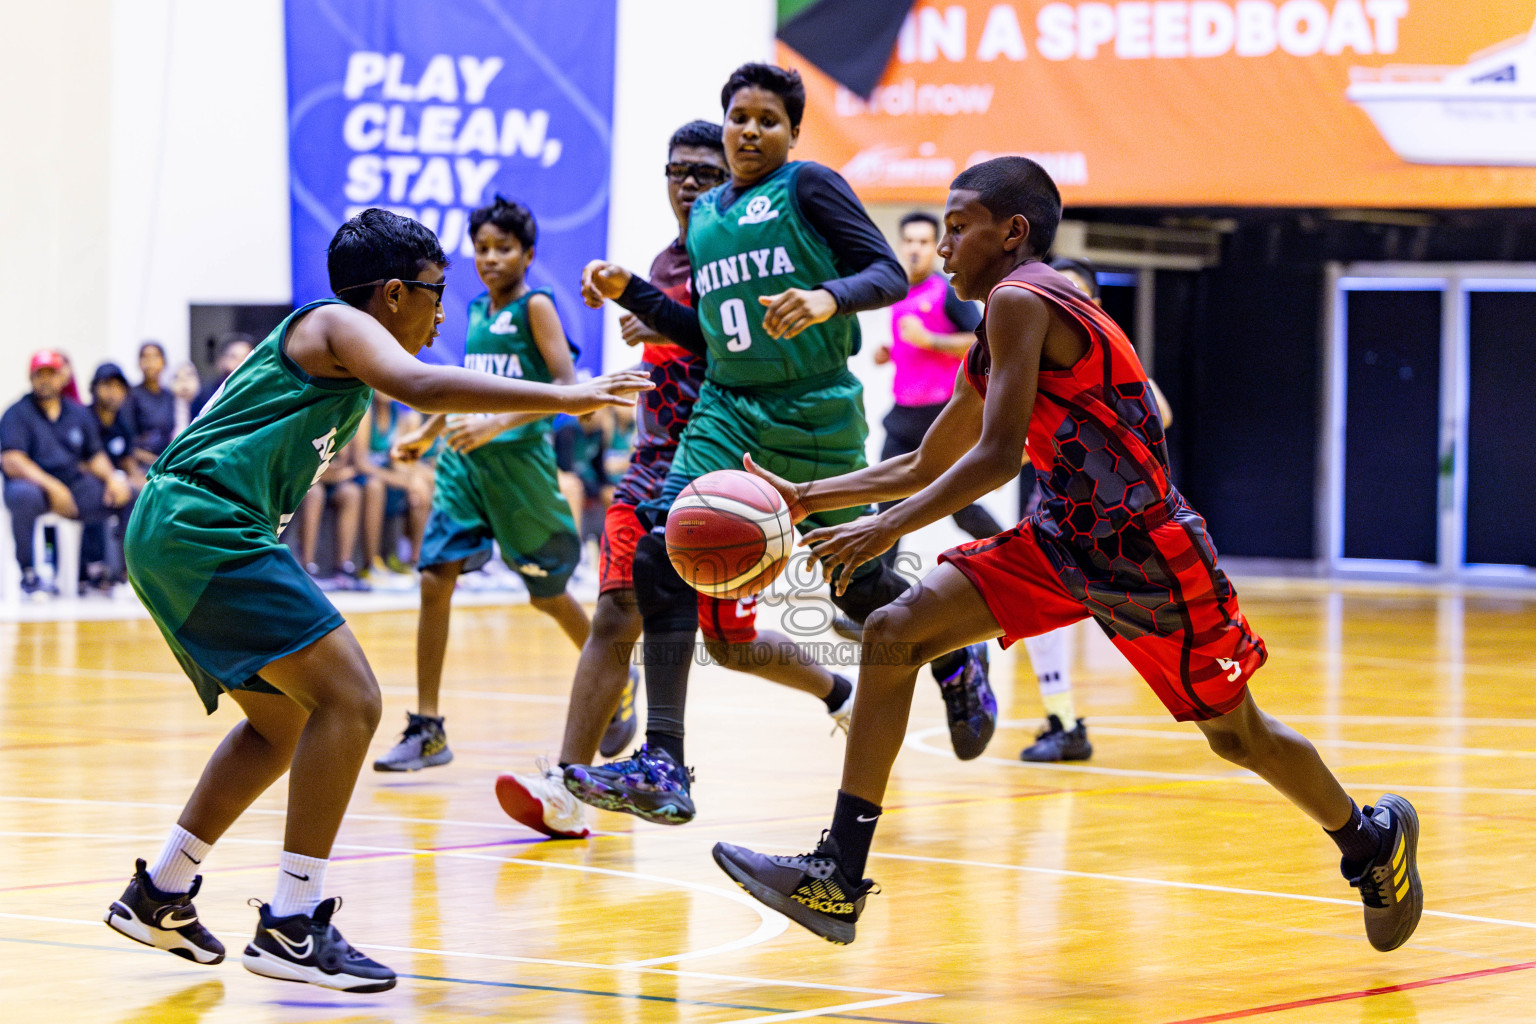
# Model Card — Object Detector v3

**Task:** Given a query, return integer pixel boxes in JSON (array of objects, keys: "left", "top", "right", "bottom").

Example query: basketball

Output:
[{"left": 665, "top": 469, "right": 793, "bottom": 599}]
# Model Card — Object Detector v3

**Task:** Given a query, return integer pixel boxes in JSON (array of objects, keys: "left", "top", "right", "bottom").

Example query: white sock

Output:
[
  {"left": 1023, "top": 629, "right": 1075, "bottom": 724},
  {"left": 271, "top": 852, "right": 328, "bottom": 918},
  {"left": 146, "top": 825, "right": 211, "bottom": 895}
]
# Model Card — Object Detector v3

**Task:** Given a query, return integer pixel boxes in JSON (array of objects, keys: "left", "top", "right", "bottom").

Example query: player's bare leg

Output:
[
  {"left": 1196, "top": 693, "right": 1352, "bottom": 828},
  {"left": 374, "top": 559, "right": 461, "bottom": 771},
  {"left": 840, "top": 564, "right": 1003, "bottom": 803},
  {"left": 530, "top": 590, "right": 591, "bottom": 649},
  {"left": 713, "top": 564, "right": 1001, "bottom": 943},
  {"left": 257, "top": 626, "right": 382, "bottom": 858},
  {"left": 414, "top": 560, "right": 463, "bottom": 718},
  {"left": 1198, "top": 690, "right": 1422, "bottom": 950},
  {"left": 236, "top": 626, "right": 396, "bottom": 989},
  {"left": 175, "top": 690, "right": 310, "bottom": 844},
  {"left": 495, "top": 588, "right": 636, "bottom": 840},
  {"left": 560, "top": 589, "right": 640, "bottom": 764}
]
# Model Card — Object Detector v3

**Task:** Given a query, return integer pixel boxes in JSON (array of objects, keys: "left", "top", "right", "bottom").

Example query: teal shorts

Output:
[
  {"left": 419, "top": 441, "right": 579, "bottom": 598},
  {"left": 126, "top": 474, "right": 343, "bottom": 714}
]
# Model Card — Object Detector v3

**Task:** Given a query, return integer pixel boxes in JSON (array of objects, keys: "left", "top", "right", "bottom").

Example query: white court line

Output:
[
  {"left": 729, "top": 995, "right": 937, "bottom": 1023},
  {"left": 865, "top": 850, "right": 1536, "bottom": 934},
  {"left": 1086, "top": 726, "right": 1536, "bottom": 760},
  {"left": 905, "top": 725, "right": 1536, "bottom": 796},
  {"left": 1087, "top": 713, "right": 1536, "bottom": 730}
]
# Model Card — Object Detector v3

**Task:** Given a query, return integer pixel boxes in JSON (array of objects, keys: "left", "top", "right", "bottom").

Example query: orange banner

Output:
[{"left": 779, "top": 1, "right": 1536, "bottom": 206}]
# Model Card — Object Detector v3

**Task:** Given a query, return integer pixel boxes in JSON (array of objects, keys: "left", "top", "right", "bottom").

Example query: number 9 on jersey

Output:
[{"left": 719, "top": 297, "right": 752, "bottom": 352}]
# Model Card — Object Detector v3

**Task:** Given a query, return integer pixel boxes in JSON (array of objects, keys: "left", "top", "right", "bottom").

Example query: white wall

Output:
[
  {"left": 108, "top": 0, "right": 291, "bottom": 373},
  {"left": 0, "top": 1, "right": 112, "bottom": 406}
]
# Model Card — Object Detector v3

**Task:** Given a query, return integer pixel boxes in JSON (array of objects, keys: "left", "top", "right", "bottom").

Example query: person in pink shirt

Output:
[{"left": 833, "top": 213, "right": 1005, "bottom": 641}]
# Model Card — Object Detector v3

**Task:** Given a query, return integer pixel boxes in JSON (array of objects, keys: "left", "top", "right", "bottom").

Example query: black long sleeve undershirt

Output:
[{"left": 614, "top": 161, "right": 906, "bottom": 357}]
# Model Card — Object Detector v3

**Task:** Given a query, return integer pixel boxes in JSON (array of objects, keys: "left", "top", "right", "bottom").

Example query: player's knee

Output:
[
  {"left": 831, "top": 562, "right": 911, "bottom": 624},
  {"left": 703, "top": 638, "right": 732, "bottom": 665},
  {"left": 633, "top": 534, "right": 695, "bottom": 632},
  {"left": 591, "top": 591, "right": 638, "bottom": 638},
  {"left": 1202, "top": 725, "right": 1255, "bottom": 768}
]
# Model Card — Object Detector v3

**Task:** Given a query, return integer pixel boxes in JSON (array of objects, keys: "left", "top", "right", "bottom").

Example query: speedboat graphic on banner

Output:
[{"left": 1348, "top": 16, "right": 1536, "bottom": 166}]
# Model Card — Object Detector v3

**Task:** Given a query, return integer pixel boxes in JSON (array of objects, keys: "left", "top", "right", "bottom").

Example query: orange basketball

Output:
[{"left": 665, "top": 469, "right": 793, "bottom": 599}]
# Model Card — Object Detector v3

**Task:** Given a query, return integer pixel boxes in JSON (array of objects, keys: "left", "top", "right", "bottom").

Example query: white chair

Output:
[{"left": 33, "top": 513, "right": 82, "bottom": 598}]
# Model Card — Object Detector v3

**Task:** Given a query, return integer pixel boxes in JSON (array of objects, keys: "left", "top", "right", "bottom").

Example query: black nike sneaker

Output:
[
  {"left": 242, "top": 898, "right": 396, "bottom": 992},
  {"left": 1347, "top": 794, "right": 1423, "bottom": 952},
  {"left": 1019, "top": 715, "right": 1093, "bottom": 762},
  {"left": 712, "top": 834, "right": 876, "bottom": 945},
  {"left": 104, "top": 859, "right": 225, "bottom": 964}
]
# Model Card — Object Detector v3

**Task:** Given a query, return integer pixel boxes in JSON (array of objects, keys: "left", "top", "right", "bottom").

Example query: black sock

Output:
[
  {"left": 646, "top": 730, "right": 685, "bottom": 767},
  {"left": 1326, "top": 800, "right": 1384, "bottom": 870},
  {"left": 827, "top": 789, "right": 882, "bottom": 880},
  {"left": 823, "top": 674, "right": 853, "bottom": 713}
]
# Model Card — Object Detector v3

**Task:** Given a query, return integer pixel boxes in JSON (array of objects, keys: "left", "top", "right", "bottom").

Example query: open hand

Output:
[
  {"left": 758, "top": 288, "right": 837, "bottom": 339},
  {"left": 581, "top": 261, "right": 632, "bottom": 308},
  {"left": 566, "top": 371, "right": 655, "bottom": 414},
  {"left": 799, "top": 514, "right": 897, "bottom": 596},
  {"left": 742, "top": 453, "right": 810, "bottom": 525}
]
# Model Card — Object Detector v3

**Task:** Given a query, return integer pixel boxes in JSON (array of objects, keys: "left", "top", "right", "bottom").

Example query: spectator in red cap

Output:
[{"left": 1, "top": 350, "right": 133, "bottom": 597}]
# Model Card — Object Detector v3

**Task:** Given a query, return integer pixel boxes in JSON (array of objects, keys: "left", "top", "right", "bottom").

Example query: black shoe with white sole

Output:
[
  {"left": 104, "top": 858, "right": 225, "bottom": 964},
  {"left": 242, "top": 898, "right": 396, "bottom": 992}
]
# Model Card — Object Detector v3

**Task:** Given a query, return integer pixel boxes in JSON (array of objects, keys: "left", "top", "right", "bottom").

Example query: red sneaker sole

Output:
[{"left": 494, "top": 774, "right": 588, "bottom": 839}]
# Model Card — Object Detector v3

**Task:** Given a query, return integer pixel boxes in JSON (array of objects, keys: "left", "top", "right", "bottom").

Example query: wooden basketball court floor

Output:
[{"left": 4, "top": 574, "right": 1536, "bottom": 1023}]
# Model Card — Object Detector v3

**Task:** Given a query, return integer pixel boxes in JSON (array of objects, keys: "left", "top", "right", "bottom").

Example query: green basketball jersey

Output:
[
  {"left": 150, "top": 298, "right": 373, "bottom": 535},
  {"left": 686, "top": 161, "right": 860, "bottom": 389},
  {"left": 463, "top": 287, "right": 574, "bottom": 445}
]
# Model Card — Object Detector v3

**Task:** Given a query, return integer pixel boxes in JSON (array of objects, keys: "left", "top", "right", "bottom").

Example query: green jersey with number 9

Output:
[{"left": 685, "top": 162, "right": 859, "bottom": 390}]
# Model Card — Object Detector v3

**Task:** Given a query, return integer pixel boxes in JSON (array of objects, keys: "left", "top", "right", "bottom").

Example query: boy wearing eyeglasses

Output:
[
  {"left": 104, "top": 208, "right": 651, "bottom": 990},
  {"left": 495, "top": 120, "right": 857, "bottom": 837},
  {"left": 573, "top": 63, "right": 997, "bottom": 827},
  {"left": 377, "top": 197, "right": 621, "bottom": 773}
]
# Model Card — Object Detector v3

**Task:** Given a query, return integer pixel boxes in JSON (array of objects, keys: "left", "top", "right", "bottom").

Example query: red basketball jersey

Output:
[{"left": 964, "top": 261, "right": 1173, "bottom": 549}]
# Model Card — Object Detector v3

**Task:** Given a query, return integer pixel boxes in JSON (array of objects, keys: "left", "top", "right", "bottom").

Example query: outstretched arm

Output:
[
  {"left": 319, "top": 304, "right": 652, "bottom": 416},
  {"left": 745, "top": 370, "right": 984, "bottom": 524},
  {"left": 799, "top": 287, "right": 1046, "bottom": 591}
]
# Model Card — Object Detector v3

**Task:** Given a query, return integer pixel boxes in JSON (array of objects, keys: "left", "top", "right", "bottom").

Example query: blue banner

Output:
[{"left": 285, "top": 0, "right": 616, "bottom": 374}]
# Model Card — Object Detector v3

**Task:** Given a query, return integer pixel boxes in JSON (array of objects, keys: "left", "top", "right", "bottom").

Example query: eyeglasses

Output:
[
  {"left": 665, "top": 162, "right": 727, "bottom": 186},
  {"left": 336, "top": 279, "right": 447, "bottom": 305}
]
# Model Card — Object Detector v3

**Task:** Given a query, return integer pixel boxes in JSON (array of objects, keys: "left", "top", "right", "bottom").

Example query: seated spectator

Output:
[
  {"left": 168, "top": 361, "right": 200, "bottom": 435},
  {"left": 90, "top": 363, "right": 141, "bottom": 485},
  {"left": 124, "top": 341, "right": 176, "bottom": 465},
  {"left": 87, "top": 362, "right": 144, "bottom": 588},
  {"left": 190, "top": 333, "right": 254, "bottom": 419},
  {"left": 361, "top": 393, "right": 432, "bottom": 587},
  {"left": 297, "top": 421, "right": 370, "bottom": 591},
  {"left": 1, "top": 351, "right": 133, "bottom": 597}
]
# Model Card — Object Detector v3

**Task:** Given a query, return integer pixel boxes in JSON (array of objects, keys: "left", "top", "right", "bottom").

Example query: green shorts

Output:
[
  {"left": 419, "top": 441, "right": 579, "bottom": 598},
  {"left": 125, "top": 474, "right": 343, "bottom": 714},
  {"left": 641, "top": 369, "right": 872, "bottom": 537}
]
